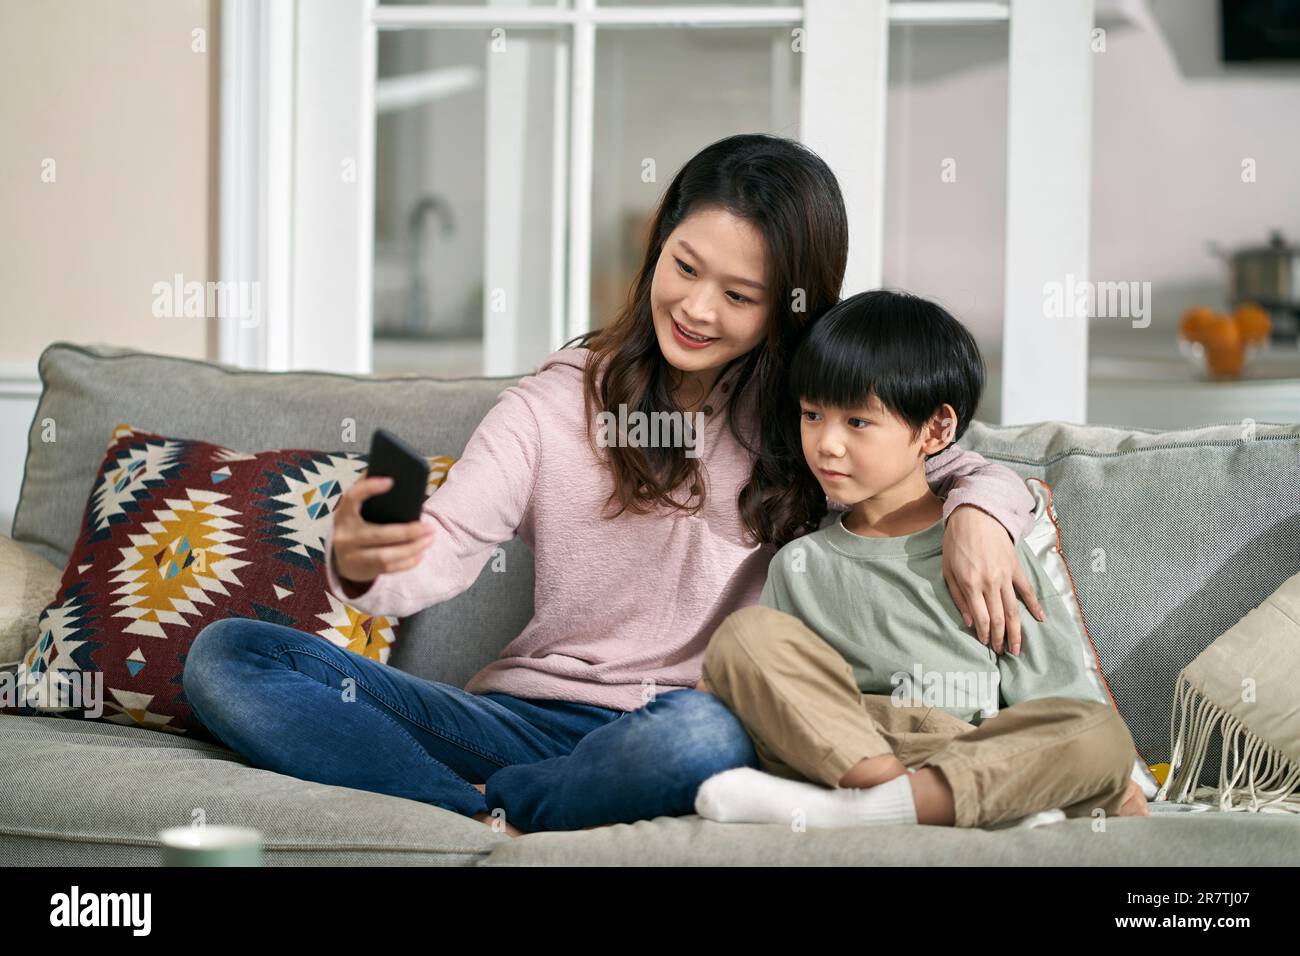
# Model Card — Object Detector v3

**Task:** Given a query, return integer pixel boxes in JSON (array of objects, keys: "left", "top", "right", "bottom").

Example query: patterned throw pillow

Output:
[{"left": 0, "top": 424, "right": 453, "bottom": 741}]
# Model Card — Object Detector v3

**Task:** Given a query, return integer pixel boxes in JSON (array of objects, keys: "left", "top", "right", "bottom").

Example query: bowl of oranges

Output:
[{"left": 1178, "top": 302, "right": 1272, "bottom": 380}]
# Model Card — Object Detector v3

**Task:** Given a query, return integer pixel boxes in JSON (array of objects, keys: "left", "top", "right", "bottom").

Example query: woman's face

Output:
[{"left": 649, "top": 206, "right": 771, "bottom": 379}]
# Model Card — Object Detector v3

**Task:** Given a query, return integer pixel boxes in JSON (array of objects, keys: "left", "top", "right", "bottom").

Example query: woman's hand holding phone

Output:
[{"left": 331, "top": 470, "right": 436, "bottom": 592}]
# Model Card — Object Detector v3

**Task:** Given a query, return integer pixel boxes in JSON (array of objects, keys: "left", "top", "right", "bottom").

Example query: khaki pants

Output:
[{"left": 699, "top": 605, "right": 1136, "bottom": 828}]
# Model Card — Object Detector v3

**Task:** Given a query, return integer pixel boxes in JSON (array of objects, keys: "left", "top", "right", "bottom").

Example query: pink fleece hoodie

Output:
[{"left": 323, "top": 346, "right": 1036, "bottom": 711}]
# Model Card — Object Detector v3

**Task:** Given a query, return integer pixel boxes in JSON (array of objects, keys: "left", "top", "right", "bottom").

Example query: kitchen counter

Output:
[
  {"left": 980, "top": 321, "right": 1300, "bottom": 429},
  {"left": 1084, "top": 321, "right": 1300, "bottom": 429}
]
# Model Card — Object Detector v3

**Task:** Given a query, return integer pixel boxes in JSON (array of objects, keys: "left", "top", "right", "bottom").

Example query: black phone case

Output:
[{"left": 359, "top": 428, "right": 431, "bottom": 524}]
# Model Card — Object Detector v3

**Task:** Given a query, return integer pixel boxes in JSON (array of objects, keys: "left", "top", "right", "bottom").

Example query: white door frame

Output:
[
  {"left": 217, "top": 0, "right": 295, "bottom": 371},
  {"left": 219, "top": 0, "right": 375, "bottom": 374},
  {"left": 1001, "top": 0, "right": 1095, "bottom": 425}
]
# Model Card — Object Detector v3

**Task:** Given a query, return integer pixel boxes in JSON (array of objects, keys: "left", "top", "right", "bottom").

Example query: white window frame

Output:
[{"left": 219, "top": 0, "right": 1094, "bottom": 424}]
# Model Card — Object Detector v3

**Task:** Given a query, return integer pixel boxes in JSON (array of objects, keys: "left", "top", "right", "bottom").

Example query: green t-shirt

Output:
[{"left": 758, "top": 511, "right": 1110, "bottom": 724}]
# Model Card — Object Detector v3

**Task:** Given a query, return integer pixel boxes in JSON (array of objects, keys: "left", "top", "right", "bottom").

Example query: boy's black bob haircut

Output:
[{"left": 788, "top": 289, "right": 985, "bottom": 449}]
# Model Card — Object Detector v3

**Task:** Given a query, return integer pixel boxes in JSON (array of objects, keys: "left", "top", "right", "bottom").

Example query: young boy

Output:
[{"left": 694, "top": 289, "right": 1149, "bottom": 829}]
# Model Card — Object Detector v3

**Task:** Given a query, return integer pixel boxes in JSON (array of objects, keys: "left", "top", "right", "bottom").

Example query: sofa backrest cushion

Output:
[{"left": 957, "top": 418, "right": 1300, "bottom": 784}]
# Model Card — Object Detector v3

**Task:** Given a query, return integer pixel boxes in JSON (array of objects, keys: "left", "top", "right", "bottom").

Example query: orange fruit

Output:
[
  {"left": 1180, "top": 306, "right": 1217, "bottom": 344},
  {"left": 1233, "top": 302, "right": 1271, "bottom": 344},
  {"left": 1206, "top": 345, "right": 1244, "bottom": 377},
  {"left": 1203, "top": 315, "right": 1244, "bottom": 377},
  {"left": 1202, "top": 314, "right": 1241, "bottom": 352}
]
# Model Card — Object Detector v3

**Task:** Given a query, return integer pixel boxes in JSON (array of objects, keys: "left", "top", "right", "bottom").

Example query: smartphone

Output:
[{"left": 359, "top": 428, "right": 431, "bottom": 524}]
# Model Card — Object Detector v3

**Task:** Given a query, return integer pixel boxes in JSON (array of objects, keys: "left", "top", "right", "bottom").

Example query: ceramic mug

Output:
[{"left": 158, "top": 825, "right": 263, "bottom": 866}]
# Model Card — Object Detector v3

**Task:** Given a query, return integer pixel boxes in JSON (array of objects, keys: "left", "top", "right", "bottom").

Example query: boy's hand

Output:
[{"left": 941, "top": 504, "right": 1047, "bottom": 656}]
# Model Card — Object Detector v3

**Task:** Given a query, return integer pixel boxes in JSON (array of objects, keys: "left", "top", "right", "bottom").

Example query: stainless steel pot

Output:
[
  {"left": 1209, "top": 230, "right": 1300, "bottom": 309},
  {"left": 1208, "top": 231, "right": 1300, "bottom": 341}
]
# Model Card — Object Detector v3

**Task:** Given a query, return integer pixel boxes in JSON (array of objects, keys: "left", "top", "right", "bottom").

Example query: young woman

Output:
[{"left": 183, "top": 133, "right": 1046, "bottom": 837}]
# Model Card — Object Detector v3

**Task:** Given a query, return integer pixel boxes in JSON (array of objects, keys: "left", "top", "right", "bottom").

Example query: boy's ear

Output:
[{"left": 921, "top": 404, "right": 958, "bottom": 453}]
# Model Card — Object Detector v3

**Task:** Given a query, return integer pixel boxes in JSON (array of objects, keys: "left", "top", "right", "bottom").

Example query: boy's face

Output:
[{"left": 799, "top": 393, "right": 955, "bottom": 504}]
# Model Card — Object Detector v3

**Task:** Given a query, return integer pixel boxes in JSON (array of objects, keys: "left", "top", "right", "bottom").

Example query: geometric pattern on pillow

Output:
[{"left": 1, "top": 423, "right": 452, "bottom": 741}]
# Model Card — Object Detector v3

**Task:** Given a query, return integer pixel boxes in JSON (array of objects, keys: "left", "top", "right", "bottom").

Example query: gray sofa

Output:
[{"left": 2, "top": 341, "right": 1298, "bottom": 865}]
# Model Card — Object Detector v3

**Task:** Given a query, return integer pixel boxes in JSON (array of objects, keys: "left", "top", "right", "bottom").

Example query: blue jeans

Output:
[{"left": 183, "top": 618, "right": 758, "bottom": 832}]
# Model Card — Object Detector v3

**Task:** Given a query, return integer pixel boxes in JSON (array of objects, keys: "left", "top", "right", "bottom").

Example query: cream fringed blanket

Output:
[{"left": 1157, "top": 570, "right": 1300, "bottom": 813}]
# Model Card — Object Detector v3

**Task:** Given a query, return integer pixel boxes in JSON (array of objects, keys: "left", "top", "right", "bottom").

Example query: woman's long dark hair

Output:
[{"left": 563, "top": 132, "right": 848, "bottom": 547}]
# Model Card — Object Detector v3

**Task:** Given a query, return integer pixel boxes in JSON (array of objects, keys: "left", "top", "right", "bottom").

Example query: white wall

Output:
[
  {"left": 881, "top": 0, "right": 1300, "bottom": 350},
  {"left": 0, "top": 0, "right": 216, "bottom": 534}
]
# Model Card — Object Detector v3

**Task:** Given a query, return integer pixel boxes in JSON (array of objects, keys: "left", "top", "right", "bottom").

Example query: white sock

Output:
[
  {"left": 986, "top": 808, "right": 1066, "bottom": 830},
  {"left": 695, "top": 766, "right": 918, "bottom": 828}
]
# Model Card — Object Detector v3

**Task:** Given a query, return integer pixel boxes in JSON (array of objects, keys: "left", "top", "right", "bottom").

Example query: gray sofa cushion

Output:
[
  {"left": 4, "top": 712, "right": 1294, "bottom": 866},
  {"left": 480, "top": 809, "right": 1300, "bottom": 866},
  {"left": 0, "top": 714, "right": 503, "bottom": 865}
]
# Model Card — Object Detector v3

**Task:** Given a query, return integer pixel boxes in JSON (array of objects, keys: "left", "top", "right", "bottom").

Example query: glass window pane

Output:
[
  {"left": 590, "top": 26, "right": 801, "bottom": 329},
  {"left": 373, "top": 27, "right": 564, "bottom": 376}
]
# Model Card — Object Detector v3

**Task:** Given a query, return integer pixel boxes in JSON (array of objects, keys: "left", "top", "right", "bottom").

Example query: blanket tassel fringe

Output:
[{"left": 1156, "top": 673, "right": 1300, "bottom": 813}]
